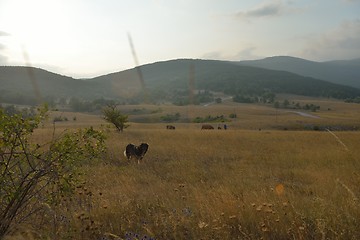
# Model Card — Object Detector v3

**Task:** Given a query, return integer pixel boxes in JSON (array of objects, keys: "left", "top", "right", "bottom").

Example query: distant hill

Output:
[
  {"left": 236, "top": 56, "right": 360, "bottom": 89},
  {"left": 1, "top": 58, "right": 360, "bottom": 106},
  {"left": 0, "top": 66, "right": 103, "bottom": 100},
  {"left": 90, "top": 59, "right": 360, "bottom": 100}
]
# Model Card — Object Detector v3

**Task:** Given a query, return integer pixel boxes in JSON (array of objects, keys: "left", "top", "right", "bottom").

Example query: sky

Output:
[{"left": 0, "top": 0, "right": 360, "bottom": 78}]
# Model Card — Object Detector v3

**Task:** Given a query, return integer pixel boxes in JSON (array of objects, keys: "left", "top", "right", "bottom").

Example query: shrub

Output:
[
  {"left": 102, "top": 104, "right": 129, "bottom": 132},
  {"left": 160, "top": 113, "right": 180, "bottom": 122},
  {"left": 0, "top": 106, "right": 106, "bottom": 237}
]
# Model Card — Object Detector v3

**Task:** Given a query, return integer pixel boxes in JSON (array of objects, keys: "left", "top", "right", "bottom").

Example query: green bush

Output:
[
  {"left": 102, "top": 104, "right": 129, "bottom": 132},
  {"left": 0, "top": 106, "right": 106, "bottom": 237}
]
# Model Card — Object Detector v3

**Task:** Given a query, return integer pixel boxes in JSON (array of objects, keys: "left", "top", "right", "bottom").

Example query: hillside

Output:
[
  {"left": 0, "top": 66, "right": 103, "bottom": 102},
  {"left": 236, "top": 56, "right": 360, "bottom": 89},
  {"left": 1, "top": 58, "right": 360, "bottom": 106},
  {"left": 91, "top": 59, "right": 360, "bottom": 101}
]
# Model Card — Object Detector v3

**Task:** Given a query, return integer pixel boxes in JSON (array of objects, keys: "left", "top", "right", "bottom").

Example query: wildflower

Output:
[
  {"left": 275, "top": 184, "right": 284, "bottom": 195},
  {"left": 198, "top": 221, "right": 208, "bottom": 229}
]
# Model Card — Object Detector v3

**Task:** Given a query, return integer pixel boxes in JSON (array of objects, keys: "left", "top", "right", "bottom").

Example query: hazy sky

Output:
[{"left": 0, "top": 0, "right": 359, "bottom": 78}]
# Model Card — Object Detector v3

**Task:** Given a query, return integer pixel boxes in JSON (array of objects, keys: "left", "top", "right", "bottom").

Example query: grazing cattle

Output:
[
  {"left": 124, "top": 143, "right": 149, "bottom": 164},
  {"left": 201, "top": 124, "right": 214, "bottom": 130},
  {"left": 166, "top": 125, "right": 176, "bottom": 130}
]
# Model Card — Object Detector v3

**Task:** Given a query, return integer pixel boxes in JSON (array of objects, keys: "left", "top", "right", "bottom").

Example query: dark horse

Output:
[
  {"left": 201, "top": 124, "right": 214, "bottom": 130},
  {"left": 124, "top": 143, "right": 149, "bottom": 164}
]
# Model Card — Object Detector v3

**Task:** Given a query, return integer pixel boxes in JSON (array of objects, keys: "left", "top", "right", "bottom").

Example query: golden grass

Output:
[
  {"left": 8, "top": 100, "right": 360, "bottom": 239},
  {"left": 71, "top": 128, "right": 359, "bottom": 239}
]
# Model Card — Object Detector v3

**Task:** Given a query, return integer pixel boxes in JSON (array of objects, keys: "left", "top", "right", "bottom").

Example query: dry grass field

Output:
[{"left": 6, "top": 99, "right": 360, "bottom": 239}]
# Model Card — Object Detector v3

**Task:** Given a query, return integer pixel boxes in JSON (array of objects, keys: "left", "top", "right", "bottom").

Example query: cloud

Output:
[
  {"left": 235, "top": 0, "right": 303, "bottom": 21},
  {"left": 234, "top": 47, "right": 262, "bottom": 60},
  {"left": 237, "top": 1, "right": 283, "bottom": 18},
  {"left": 202, "top": 51, "right": 224, "bottom": 60},
  {"left": 202, "top": 47, "right": 262, "bottom": 61},
  {"left": 0, "top": 31, "right": 10, "bottom": 65},
  {"left": 235, "top": 0, "right": 290, "bottom": 20},
  {"left": 0, "top": 44, "right": 7, "bottom": 64},
  {"left": 0, "top": 55, "right": 7, "bottom": 65},
  {"left": 301, "top": 19, "right": 360, "bottom": 60},
  {"left": 341, "top": 0, "right": 360, "bottom": 3},
  {"left": 0, "top": 31, "right": 10, "bottom": 37}
]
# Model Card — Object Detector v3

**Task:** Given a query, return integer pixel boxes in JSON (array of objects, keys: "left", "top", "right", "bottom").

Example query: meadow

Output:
[{"left": 6, "top": 98, "right": 360, "bottom": 239}]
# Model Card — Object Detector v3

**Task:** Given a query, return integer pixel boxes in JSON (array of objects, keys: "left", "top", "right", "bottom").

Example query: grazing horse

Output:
[
  {"left": 201, "top": 124, "right": 214, "bottom": 130},
  {"left": 124, "top": 143, "right": 149, "bottom": 163},
  {"left": 166, "top": 125, "right": 176, "bottom": 130}
]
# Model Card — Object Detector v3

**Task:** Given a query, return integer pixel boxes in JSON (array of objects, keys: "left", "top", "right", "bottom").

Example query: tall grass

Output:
[
  {"left": 61, "top": 129, "right": 360, "bottom": 239},
  {"left": 6, "top": 101, "right": 360, "bottom": 239}
]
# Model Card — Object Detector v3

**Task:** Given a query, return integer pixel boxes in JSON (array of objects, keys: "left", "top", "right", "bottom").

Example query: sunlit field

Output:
[{"left": 6, "top": 99, "right": 360, "bottom": 239}]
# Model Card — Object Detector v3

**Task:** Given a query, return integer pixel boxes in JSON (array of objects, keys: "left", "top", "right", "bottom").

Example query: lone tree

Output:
[{"left": 102, "top": 104, "right": 129, "bottom": 132}]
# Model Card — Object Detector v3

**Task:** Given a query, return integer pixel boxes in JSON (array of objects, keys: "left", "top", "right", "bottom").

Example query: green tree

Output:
[
  {"left": 283, "top": 99, "right": 290, "bottom": 108},
  {"left": 229, "top": 113, "right": 237, "bottom": 118},
  {"left": 102, "top": 104, "right": 129, "bottom": 132},
  {"left": 215, "top": 97, "right": 222, "bottom": 103},
  {"left": 0, "top": 106, "right": 106, "bottom": 237},
  {"left": 261, "top": 91, "right": 276, "bottom": 103},
  {"left": 160, "top": 112, "right": 181, "bottom": 122},
  {"left": 69, "top": 97, "right": 93, "bottom": 112},
  {"left": 233, "top": 94, "right": 253, "bottom": 103},
  {"left": 274, "top": 101, "right": 280, "bottom": 108}
]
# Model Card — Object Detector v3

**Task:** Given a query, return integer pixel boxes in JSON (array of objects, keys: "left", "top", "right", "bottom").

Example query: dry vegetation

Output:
[{"left": 5, "top": 98, "right": 360, "bottom": 239}]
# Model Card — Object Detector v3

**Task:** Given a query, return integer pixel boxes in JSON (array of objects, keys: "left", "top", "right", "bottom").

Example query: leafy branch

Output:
[{"left": 0, "top": 106, "right": 106, "bottom": 237}]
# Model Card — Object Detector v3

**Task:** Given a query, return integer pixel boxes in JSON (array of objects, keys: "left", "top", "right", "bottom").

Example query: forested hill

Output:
[
  {"left": 91, "top": 59, "right": 360, "bottom": 100},
  {"left": 0, "top": 66, "right": 103, "bottom": 100},
  {"left": 236, "top": 56, "right": 360, "bottom": 89},
  {"left": 1, "top": 58, "right": 360, "bottom": 105}
]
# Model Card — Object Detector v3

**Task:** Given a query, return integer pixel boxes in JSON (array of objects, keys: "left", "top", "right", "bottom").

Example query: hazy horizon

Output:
[{"left": 1, "top": 0, "right": 360, "bottom": 78}]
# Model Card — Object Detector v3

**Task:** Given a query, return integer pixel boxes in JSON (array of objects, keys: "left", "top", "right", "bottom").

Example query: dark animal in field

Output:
[
  {"left": 166, "top": 125, "right": 176, "bottom": 130},
  {"left": 201, "top": 124, "right": 214, "bottom": 130},
  {"left": 124, "top": 143, "right": 149, "bottom": 163}
]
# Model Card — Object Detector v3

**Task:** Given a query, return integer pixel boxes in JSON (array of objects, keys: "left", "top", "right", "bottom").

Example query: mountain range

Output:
[
  {"left": 236, "top": 56, "right": 360, "bottom": 89},
  {"left": 0, "top": 56, "right": 359, "bottom": 105}
]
